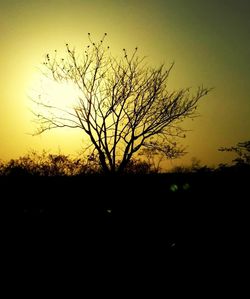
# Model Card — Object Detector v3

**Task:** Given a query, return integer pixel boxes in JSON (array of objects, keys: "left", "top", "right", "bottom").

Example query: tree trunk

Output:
[
  {"left": 98, "top": 151, "right": 110, "bottom": 173},
  {"left": 117, "top": 155, "right": 131, "bottom": 174}
]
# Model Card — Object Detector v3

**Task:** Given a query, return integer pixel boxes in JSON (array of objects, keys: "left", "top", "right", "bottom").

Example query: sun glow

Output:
[
  {"left": 28, "top": 74, "right": 85, "bottom": 129},
  {"left": 33, "top": 76, "right": 81, "bottom": 110},
  {"left": 26, "top": 73, "right": 87, "bottom": 155}
]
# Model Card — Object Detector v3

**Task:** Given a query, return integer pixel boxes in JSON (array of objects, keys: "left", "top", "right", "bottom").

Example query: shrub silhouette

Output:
[
  {"left": 0, "top": 151, "right": 90, "bottom": 176},
  {"left": 0, "top": 151, "right": 157, "bottom": 176},
  {"left": 218, "top": 140, "right": 250, "bottom": 173},
  {"left": 219, "top": 140, "right": 250, "bottom": 166}
]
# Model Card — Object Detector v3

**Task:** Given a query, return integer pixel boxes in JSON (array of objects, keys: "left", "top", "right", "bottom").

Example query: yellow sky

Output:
[{"left": 1, "top": 0, "right": 250, "bottom": 168}]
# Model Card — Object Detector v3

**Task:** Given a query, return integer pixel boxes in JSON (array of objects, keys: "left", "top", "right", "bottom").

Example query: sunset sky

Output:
[{"left": 1, "top": 0, "right": 250, "bottom": 168}]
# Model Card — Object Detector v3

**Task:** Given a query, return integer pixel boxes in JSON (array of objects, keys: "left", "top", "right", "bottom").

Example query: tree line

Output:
[{"left": 1, "top": 140, "right": 249, "bottom": 176}]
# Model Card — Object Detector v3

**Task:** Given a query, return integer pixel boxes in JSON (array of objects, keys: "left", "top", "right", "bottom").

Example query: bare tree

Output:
[{"left": 33, "top": 33, "right": 211, "bottom": 173}]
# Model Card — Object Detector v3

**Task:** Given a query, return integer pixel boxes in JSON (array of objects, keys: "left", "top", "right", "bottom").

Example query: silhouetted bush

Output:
[
  {"left": 170, "top": 158, "right": 213, "bottom": 174},
  {"left": 219, "top": 140, "right": 250, "bottom": 166},
  {"left": 0, "top": 151, "right": 158, "bottom": 176},
  {"left": 123, "top": 158, "right": 155, "bottom": 174},
  {"left": 0, "top": 151, "right": 94, "bottom": 176},
  {"left": 217, "top": 140, "right": 250, "bottom": 174}
]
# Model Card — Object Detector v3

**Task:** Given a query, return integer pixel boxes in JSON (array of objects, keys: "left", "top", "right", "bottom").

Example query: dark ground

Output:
[{"left": 0, "top": 171, "right": 248, "bottom": 277}]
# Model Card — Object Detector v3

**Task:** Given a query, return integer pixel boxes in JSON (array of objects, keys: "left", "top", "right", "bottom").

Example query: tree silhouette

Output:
[
  {"left": 33, "top": 33, "right": 211, "bottom": 173},
  {"left": 219, "top": 140, "right": 250, "bottom": 166}
]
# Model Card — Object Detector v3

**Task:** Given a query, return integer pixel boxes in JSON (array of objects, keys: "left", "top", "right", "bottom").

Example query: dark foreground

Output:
[{"left": 1, "top": 171, "right": 248, "bottom": 273}]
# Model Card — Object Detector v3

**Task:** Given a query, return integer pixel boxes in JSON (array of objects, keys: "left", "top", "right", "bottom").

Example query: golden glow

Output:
[
  {"left": 0, "top": 0, "right": 250, "bottom": 167},
  {"left": 30, "top": 76, "right": 81, "bottom": 113}
]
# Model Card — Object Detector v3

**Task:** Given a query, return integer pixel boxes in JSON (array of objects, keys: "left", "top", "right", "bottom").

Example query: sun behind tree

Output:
[{"left": 32, "top": 33, "right": 211, "bottom": 174}]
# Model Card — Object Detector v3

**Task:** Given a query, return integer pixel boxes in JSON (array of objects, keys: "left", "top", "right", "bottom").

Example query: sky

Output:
[{"left": 0, "top": 0, "right": 250, "bottom": 168}]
